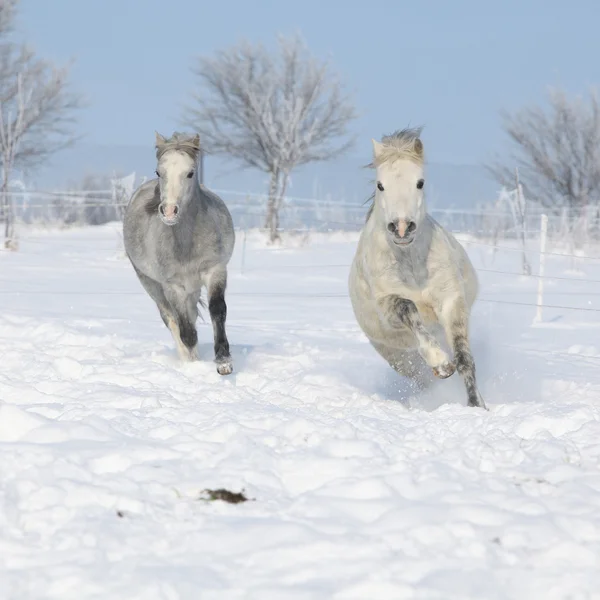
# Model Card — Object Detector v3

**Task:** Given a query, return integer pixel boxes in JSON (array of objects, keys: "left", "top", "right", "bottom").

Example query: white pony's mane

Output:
[
  {"left": 365, "top": 127, "right": 425, "bottom": 222},
  {"left": 369, "top": 126, "right": 424, "bottom": 168}
]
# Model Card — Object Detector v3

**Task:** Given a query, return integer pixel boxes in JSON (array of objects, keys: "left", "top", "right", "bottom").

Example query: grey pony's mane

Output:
[
  {"left": 156, "top": 132, "right": 201, "bottom": 161},
  {"left": 364, "top": 126, "right": 424, "bottom": 223}
]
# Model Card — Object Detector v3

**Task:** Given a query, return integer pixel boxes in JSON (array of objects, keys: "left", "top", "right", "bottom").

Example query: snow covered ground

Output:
[{"left": 1, "top": 224, "right": 600, "bottom": 599}]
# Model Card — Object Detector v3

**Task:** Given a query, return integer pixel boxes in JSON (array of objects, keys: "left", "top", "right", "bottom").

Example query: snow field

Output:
[{"left": 1, "top": 224, "right": 600, "bottom": 599}]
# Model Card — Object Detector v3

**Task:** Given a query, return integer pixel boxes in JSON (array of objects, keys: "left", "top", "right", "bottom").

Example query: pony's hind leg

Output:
[
  {"left": 438, "top": 297, "right": 486, "bottom": 410},
  {"left": 206, "top": 266, "right": 233, "bottom": 375},
  {"left": 384, "top": 297, "right": 456, "bottom": 378}
]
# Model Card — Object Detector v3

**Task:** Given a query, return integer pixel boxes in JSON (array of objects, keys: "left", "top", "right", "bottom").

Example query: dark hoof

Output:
[
  {"left": 433, "top": 361, "right": 456, "bottom": 379},
  {"left": 216, "top": 359, "right": 233, "bottom": 376}
]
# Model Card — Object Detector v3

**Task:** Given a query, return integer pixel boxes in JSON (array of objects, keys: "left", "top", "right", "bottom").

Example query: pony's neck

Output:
[{"left": 181, "top": 179, "right": 202, "bottom": 220}]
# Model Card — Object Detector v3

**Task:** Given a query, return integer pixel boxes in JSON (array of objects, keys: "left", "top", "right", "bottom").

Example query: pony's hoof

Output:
[
  {"left": 216, "top": 360, "right": 233, "bottom": 376},
  {"left": 468, "top": 392, "right": 488, "bottom": 410},
  {"left": 433, "top": 361, "right": 455, "bottom": 379},
  {"left": 178, "top": 346, "right": 198, "bottom": 362}
]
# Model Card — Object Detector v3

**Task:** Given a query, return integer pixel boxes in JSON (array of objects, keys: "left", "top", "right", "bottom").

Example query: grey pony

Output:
[{"left": 123, "top": 132, "right": 235, "bottom": 375}]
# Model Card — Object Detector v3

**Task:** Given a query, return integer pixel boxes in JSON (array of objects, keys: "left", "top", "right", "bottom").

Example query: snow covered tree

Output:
[
  {"left": 0, "top": 0, "right": 83, "bottom": 249},
  {"left": 486, "top": 87, "right": 600, "bottom": 216},
  {"left": 183, "top": 33, "right": 357, "bottom": 242}
]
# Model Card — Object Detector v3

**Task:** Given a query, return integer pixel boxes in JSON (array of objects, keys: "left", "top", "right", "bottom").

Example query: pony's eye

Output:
[
  {"left": 155, "top": 170, "right": 160, "bottom": 178},
  {"left": 187, "top": 171, "right": 194, "bottom": 179},
  {"left": 377, "top": 182, "right": 384, "bottom": 192},
  {"left": 416, "top": 179, "right": 424, "bottom": 190}
]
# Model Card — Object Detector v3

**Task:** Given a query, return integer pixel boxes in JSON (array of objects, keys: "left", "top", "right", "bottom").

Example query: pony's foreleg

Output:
[
  {"left": 163, "top": 308, "right": 198, "bottom": 362},
  {"left": 130, "top": 265, "right": 194, "bottom": 360},
  {"left": 384, "top": 297, "right": 455, "bottom": 379},
  {"left": 206, "top": 267, "right": 233, "bottom": 376},
  {"left": 163, "top": 286, "right": 198, "bottom": 362},
  {"left": 438, "top": 297, "right": 487, "bottom": 409}
]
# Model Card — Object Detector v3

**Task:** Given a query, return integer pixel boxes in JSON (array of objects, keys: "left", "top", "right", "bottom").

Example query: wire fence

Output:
[
  {"left": 3, "top": 187, "right": 600, "bottom": 325},
  {"left": 1, "top": 250, "right": 599, "bottom": 378},
  {"left": 1, "top": 256, "right": 600, "bottom": 315},
  {"left": 3, "top": 187, "right": 600, "bottom": 250}
]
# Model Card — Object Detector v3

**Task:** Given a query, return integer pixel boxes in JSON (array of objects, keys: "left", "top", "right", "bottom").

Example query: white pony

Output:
[{"left": 348, "top": 128, "right": 486, "bottom": 409}]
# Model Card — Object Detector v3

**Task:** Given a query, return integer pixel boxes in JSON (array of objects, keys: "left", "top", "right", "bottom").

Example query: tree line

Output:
[{"left": 1, "top": 0, "right": 598, "bottom": 248}]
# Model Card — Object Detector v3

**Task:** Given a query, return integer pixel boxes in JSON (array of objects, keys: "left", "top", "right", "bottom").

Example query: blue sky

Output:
[{"left": 14, "top": 0, "right": 600, "bottom": 200}]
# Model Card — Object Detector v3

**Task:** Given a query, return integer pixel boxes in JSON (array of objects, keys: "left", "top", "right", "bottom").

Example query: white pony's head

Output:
[
  {"left": 369, "top": 127, "right": 426, "bottom": 247},
  {"left": 154, "top": 131, "right": 201, "bottom": 226}
]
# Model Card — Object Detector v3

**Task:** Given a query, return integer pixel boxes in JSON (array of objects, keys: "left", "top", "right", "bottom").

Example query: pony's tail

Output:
[{"left": 197, "top": 296, "right": 207, "bottom": 322}]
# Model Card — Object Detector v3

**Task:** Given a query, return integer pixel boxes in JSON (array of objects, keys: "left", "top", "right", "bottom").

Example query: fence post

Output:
[
  {"left": 533, "top": 213, "right": 548, "bottom": 323},
  {"left": 515, "top": 168, "right": 531, "bottom": 275}
]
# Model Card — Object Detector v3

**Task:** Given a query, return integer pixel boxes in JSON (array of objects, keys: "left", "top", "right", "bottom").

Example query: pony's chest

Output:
[
  {"left": 393, "top": 279, "right": 433, "bottom": 311},
  {"left": 387, "top": 259, "right": 428, "bottom": 297},
  {"left": 162, "top": 254, "right": 211, "bottom": 282},
  {"left": 381, "top": 265, "right": 438, "bottom": 322},
  {"left": 146, "top": 241, "right": 214, "bottom": 287}
]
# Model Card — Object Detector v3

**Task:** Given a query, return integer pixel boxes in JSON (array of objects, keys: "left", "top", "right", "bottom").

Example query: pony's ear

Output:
[
  {"left": 190, "top": 133, "right": 200, "bottom": 150},
  {"left": 155, "top": 131, "right": 166, "bottom": 147},
  {"left": 371, "top": 139, "right": 385, "bottom": 159},
  {"left": 414, "top": 138, "right": 424, "bottom": 157}
]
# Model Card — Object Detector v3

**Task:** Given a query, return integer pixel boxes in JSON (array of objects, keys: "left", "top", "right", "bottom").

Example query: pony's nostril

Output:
[
  {"left": 173, "top": 205, "right": 179, "bottom": 215},
  {"left": 387, "top": 221, "right": 397, "bottom": 234},
  {"left": 159, "top": 204, "right": 165, "bottom": 216},
  {"left": 406, "top": 221, "right": 416, "bottom": 234}
]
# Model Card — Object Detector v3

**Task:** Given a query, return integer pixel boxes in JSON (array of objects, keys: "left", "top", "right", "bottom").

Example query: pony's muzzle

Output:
[
  {"left": 159, "top": 202, "right": 179, "bottom": 225},
  {"left": 387, "top": 219, "right": 416, "bottom": 245}
]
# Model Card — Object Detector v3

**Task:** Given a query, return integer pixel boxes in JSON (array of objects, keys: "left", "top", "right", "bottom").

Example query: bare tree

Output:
[
  {"left": 486, "top": 87, "right": 600, "bottom": 216},
  {"left": 0, "top": 0, "right": 83, "bottom": 249},
  {"left": 183, "top": 33, "right": 357, "bottom": 242}
]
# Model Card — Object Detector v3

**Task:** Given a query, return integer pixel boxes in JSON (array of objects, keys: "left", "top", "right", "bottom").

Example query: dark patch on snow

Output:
[{"left": 200, "top": 488, "right": 253, "bottom": 504}]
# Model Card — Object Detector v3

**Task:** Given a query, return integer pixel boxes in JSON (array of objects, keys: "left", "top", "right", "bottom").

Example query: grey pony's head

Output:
[{"left": 153, "top": 131, "right": 201, "bottom": 226}]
